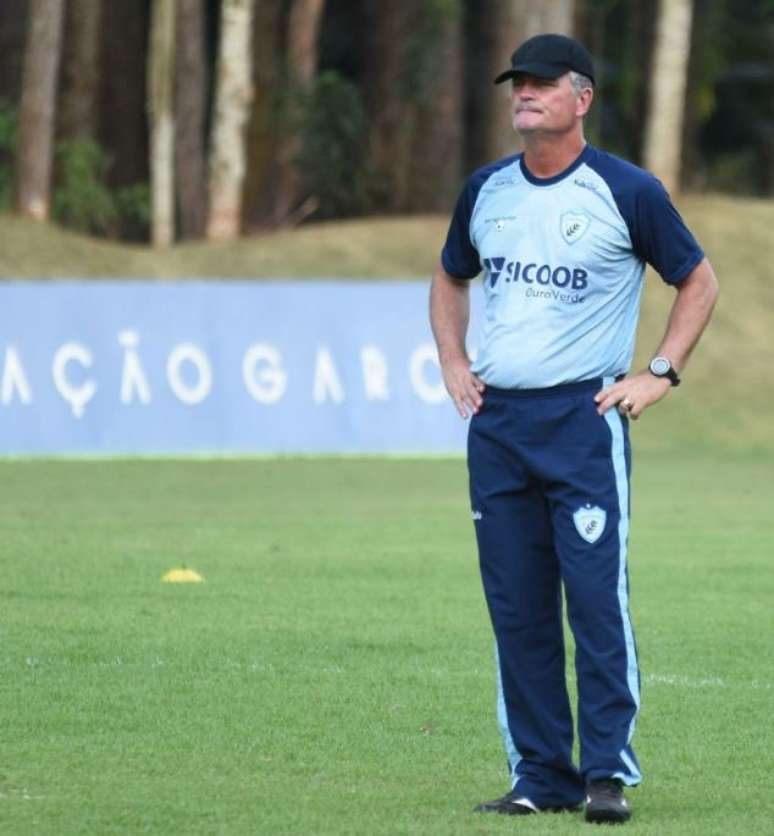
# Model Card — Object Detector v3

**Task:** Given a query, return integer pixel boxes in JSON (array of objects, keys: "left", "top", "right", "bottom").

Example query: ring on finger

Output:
[{"left": 620, "top": 397, "right": 633, "bottom": 410}]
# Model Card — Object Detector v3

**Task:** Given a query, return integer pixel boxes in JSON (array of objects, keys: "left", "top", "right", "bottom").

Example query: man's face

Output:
[{"left": 511, "top": 72, "right": 591, "bottom": 136}]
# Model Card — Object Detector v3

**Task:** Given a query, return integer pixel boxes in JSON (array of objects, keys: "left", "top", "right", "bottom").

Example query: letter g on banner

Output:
[{"left": 242, "top": 343, "right": 287, "bottom": 404}]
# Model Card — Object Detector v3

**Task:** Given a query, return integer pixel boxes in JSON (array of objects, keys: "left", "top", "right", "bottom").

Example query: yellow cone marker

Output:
[{"left": 162, "top": 568, "right": 205, "bottom": 583}]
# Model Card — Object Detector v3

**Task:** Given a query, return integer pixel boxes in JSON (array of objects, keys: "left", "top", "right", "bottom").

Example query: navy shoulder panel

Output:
[
  {"left": 584, "top": 147, "right": 704, "bottom": 285},
  {"left": 441, "top": 155, "right": 520, "bottom": 280}
]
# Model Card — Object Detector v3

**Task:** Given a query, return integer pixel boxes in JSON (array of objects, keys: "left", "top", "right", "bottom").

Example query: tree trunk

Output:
[
  {"left": 621, "top": 0, "right": 657, "bottom": 163},
  {"left": 361, "top": 2, "right": 410, "bottom": 213},
  {"left": 520, "top": 0, "right": 575, "bottom": 37},
  {"left": 206, "top": 0, "right": 256, "bottom": 242},
  {"left": 643, "top": 0, "right": 693, "bottom": 194},
  {"left": 271, "top": 0, "right": 326, "bottom": 223},
  {"left": 243, "top": 0, "right": 285, "bottom": 227},
  {"left": 288, "top": 0, "right": 326, "bottom": 86},
  {"left": 99, "top": 2, "right": 151, "bottom": 192},
  {"left": 0, "top": 0, "right": 28, "bottom": 105},
  {"left": 148, "top": 0, "right": 177, "bottom": 247},
  {"left": 175, "top": 0, "right": 207, "bottom": 239},
  {"left": 59, "top": 0, "right": 103, "bottom": 142},
  {"left": 465, "top": 0, "right": 524, "bottom": 169},
  {"left": 14, "top": 0, "right": 65, "bottom": 221},
  {"left": 406, "top": 4, "right": 464, "bottom": 212}
]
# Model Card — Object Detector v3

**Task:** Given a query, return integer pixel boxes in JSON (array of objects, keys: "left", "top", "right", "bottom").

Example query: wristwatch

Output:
[{"left": 649, "top": 356, "right": 681, "bottom": 387}]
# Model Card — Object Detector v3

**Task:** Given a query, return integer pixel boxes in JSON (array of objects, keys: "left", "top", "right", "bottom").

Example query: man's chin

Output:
[
  {"left": 513, "top": 115, "right": 544, "bottom": 133},
  {"left": 513, "top": 122, "right": 541, "bottom": 136}
]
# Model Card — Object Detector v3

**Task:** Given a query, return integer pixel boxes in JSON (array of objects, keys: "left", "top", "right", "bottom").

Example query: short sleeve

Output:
[
  {"left": 440, "top": 179, "right": 482, "bottom": 279},
  {"left": 629, "top": 177, "right": 704, "bottom": 285}
]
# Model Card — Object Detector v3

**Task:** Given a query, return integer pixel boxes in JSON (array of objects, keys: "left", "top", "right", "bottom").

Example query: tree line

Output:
[{"left": 0, "top": 0, "right": 772, "bottom": 245}]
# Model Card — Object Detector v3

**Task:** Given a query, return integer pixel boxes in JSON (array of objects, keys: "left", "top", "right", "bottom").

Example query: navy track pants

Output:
[{"left": 468, "top": 378, "right": 641, "bottom": 808}]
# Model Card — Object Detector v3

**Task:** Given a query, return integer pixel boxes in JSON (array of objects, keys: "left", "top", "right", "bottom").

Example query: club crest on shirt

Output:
[
  {"left": 560, "top": 210, "right": 591, "bottom": 245},
  {"left": 573, "top": 504, "right": 607, "bottom": 544}
]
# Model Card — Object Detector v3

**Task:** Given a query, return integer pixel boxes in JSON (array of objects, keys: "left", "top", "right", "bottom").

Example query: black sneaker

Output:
[
  {"left": 474, "top": 789, "right": 580, "bottom": 815},
  {"left": 584, "top": 779, "right": 631, "bottom": 824}
]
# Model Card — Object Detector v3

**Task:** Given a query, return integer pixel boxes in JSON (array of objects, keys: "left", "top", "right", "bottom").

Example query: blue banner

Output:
[{"left": 0, "top": 281, "right": 483, "bottom": 454}]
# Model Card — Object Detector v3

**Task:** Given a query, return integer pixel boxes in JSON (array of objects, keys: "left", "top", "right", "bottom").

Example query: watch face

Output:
[{"left": 650, "top": 357, "right": 671, "bottom": 376}]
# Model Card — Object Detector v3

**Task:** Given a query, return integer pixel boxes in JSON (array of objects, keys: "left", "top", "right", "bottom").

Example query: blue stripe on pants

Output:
[
  {"left": 494, "top": 641, "right": 522, "bottom": 788},
  {"left": 603, "top": 382, "right": 642, "bottom": 785}
]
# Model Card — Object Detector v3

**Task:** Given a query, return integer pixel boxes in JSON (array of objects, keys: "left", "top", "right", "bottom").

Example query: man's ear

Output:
[{"left": 577, "top": 87, "right": 594, "bottom": 118}]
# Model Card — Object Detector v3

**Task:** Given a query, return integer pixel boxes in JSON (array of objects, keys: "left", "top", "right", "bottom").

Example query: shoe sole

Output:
[
  {"left": 585, "top": 807, "right": 631, "bottom": 824},
  {"left": 473, "top": 804, "right": 535, "bottom": 815},
  {"left": 474, "top": 803, "right": 582, "bottom": 816}
]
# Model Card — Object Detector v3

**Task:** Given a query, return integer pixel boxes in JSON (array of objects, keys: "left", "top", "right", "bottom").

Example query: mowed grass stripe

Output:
[{"left": 1, "top": 456, "right": 772, "bottom": 835}]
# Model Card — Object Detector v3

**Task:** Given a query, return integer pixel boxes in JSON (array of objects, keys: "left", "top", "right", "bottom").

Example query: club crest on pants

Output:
[{"left": 573, "top": 504, "right": 607, "bottom": 544}]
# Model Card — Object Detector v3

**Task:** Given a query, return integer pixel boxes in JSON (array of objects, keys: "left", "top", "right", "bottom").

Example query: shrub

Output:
[
  {"left": 53, "top": 140, "right": 117, "bottom": 234},
  {"left": 296, "top": 71, "right": 369, "bottom": 219},
  {"left": 0, "top": 99, "right": 18, "bottom": 211},
  {"left": 114, "top": 182, "right": 151, "bottom": 241}
]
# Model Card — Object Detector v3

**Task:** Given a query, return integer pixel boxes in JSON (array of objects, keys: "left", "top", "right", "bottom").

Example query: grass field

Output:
[
  {"left": 1, "top": 198, "right": 772, "bottom": 833},
  {"left": 1, "top": 454, "right": 772, "bottom": 835}
]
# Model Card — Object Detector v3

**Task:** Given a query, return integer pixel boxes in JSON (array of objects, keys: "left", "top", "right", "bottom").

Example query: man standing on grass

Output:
[{"left": 430, "top": 34, "right": 718, "bottom": 824}]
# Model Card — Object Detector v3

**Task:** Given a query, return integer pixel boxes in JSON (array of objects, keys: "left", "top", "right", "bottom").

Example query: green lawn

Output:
[{"left": 1, "top": 455, "right": 772, "bottom": 835}]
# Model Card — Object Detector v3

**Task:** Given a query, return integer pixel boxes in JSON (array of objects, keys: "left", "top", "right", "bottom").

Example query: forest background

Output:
[{"left": 1, "top": 0, "right": 773, "bottom": 247}]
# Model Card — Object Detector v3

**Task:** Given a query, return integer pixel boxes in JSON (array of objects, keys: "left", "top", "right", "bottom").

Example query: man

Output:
[{"left": 430, "top": 34, "right": 718, "bottom": 824}]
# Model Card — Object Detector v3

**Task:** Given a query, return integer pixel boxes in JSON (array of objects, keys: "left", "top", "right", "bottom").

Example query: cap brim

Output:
[{"left": 493, "top": 63, "right": 567, "bottom": 85}]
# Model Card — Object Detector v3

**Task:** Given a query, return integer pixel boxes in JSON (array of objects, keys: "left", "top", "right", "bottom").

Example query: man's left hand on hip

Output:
[{"left": 594, "top": 373, "right": 672, "bottom": 420}]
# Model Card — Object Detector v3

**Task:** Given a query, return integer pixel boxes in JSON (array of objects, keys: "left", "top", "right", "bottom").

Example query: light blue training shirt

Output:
[{"left": 441, "top": 144, "right": 704, "bottom": 389}]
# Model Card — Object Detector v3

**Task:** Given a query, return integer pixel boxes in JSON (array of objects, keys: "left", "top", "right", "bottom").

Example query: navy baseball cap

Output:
[{"left": 494, "top": 33, "right": 595, "bottom": 86}]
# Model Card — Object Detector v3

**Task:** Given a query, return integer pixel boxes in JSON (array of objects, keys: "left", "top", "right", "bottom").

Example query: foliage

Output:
[
  {"left": 0, "top": 99, "right": 18, "bottom": 211},
  {"left": 705, "top": 150, "right": 761, "bottom": 194},
  {"left": 401, "top": 0, "right": 462, "bottom": 104},
  {"left": 53, "top": 140, "right": 118, "bottom": 235},
  {"left": 51, "top": 140, "right": 150, "bottom": 239},
  {"left": 114, "top": 182, "right": 151, "bottom": 241},
  {"left": 690, "top": 0, "right": 728, "bottom": 123},
  {"left": 296, "top": 71, "right": 370, "bottom": 219},
  {"left": 3, "top": 1, "right": 773, "bottom": 239},
  {"left": 697, "top": 0, "right": 774, "bottom": 193}
]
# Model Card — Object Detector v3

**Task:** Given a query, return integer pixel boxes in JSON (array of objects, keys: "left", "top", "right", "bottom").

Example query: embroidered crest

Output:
[
  {"left": 573, "top": 504, "right": 607, "bottom": 544},
  {"left": 560, "top": 210, "right": 591, "bottom": 245}
]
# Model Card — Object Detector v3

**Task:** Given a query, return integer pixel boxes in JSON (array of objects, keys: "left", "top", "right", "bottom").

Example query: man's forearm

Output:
[
  {"left": 655, "top": 257, "right": 719, "bottom": 371},
  {"left": 595, "top": 257, "right": 719, "bottom": 419},
  {"left": 430, "top": 262, "right": 471, "bottom": 362},
  {"left": 430, "top": 262, "right": 485, "bottom": 418}
]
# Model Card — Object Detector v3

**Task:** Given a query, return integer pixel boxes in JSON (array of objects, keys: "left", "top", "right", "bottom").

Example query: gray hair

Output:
[{"left": 569, "top": 71, "right": 594, "bottom": 95}]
